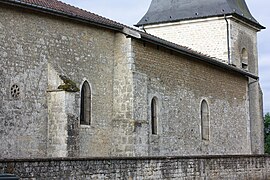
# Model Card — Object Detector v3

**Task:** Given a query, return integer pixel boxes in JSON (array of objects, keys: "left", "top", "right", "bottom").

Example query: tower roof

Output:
[{"left": 136, "top": 0, "right": 264, "bottom": 29}]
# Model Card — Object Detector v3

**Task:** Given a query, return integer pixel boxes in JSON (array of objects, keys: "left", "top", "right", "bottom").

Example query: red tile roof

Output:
[{"left": 12, "top": 0, "right": 123, "bottom": 30}]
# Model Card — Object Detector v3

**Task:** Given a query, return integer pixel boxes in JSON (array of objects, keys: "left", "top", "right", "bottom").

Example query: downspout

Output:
[
  {"left": 142, "top": 25, "right": 147, "bottom": 33},
  {"left": 224, "top": 14, "right": 231, "bottom": 65}
]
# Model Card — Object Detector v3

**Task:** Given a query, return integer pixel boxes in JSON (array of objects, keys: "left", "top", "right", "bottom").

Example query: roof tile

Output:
[{"left": 17, "top": 0, "right": 123, "bottom": 29}]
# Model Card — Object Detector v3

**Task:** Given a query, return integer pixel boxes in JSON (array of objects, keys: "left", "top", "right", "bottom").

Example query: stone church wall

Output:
[
  {"left": 0, "top": 6, "right": 49, "bottom": 158},
  {"left": 0, "top": 3, "right": 260, "bottom": 158},
  {"left": 42, "top": 11, "right": 116, "bottom": 157},
  {"left": 0, "top": 5, "right": 119, "bottom": 158},
  {"left": 229, "top": 19, "right": 264, "bottom": 154},
  {"left": 230, "top": 19, "right": 258, "bottom": 75},
  {"left": 1, "top": 155, "right": 269, "bottom": 179},
  {"left": 132, "top": 40, "right": 251, "bottom": 156}
]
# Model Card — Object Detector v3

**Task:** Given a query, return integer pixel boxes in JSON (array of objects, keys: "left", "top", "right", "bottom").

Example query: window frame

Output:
[
  {"left": 201, "top": 99, "right": 210, "bottom": 141},
  {"left": 151, "top": 97, "right": 158, "bottom": 135},
  {"left": 80, "top": 81, "right": 92, "bottom": 125},
  {"left": 241, "top": 48, "right": 248, "bottom": 70}
]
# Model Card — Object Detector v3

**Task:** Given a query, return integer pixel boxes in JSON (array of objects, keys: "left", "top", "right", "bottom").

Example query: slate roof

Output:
[
  {"left": 0, "top": 0, "right": 258, "bottom": 79},
  {"left": 136, "top": 0, "right": 264, "bottom": 29}
]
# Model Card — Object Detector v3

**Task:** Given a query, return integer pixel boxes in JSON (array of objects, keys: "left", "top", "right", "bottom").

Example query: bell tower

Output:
[
  {"left": 137, "top": 0, "right": 265, "bottom": 154},
  {"left": 136, "top": 0, "right": 264, "bottom": 73}
]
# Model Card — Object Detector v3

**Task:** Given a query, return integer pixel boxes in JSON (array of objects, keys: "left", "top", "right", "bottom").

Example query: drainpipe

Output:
[
  {"left": 142, "top": 25, "right": 147, "bottom": 33},
  {"left": 224, "top": 14, "right": 231, "bottom": 65}
]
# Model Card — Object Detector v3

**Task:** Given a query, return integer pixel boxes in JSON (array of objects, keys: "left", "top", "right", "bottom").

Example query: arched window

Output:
[
  {"left": 80, "top": 81, "right": 91, "bottom": 125},
  {"left": 151, "top": 97, "right": 158, "bottom": 135},
  {"left": 201, "top": 100, "right": 210, "bottom": 140},
  {"left": 241, "top": 48, "right": 248, "bottom": 70}
]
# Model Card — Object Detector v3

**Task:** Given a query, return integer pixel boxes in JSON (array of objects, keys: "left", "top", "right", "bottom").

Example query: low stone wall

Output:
[{"left": 0, "top": 155, "right": 270, "bottom": 179}]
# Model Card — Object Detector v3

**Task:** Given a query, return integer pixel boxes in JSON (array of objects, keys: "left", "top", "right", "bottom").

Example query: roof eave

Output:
[
  {"left": 136, "top": 13, "right": 265, "bottom": 30},
  {"left": 231, "top": 13, "right": 265, "bottom": 30}
]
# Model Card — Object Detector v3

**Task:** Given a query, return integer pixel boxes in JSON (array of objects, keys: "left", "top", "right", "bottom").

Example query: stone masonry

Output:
[
  {"left": 132, "top": 40, "right": 251, "bottom": 156},
  {"left": 143, "top": 16, "right": 261, "bottom": 73},
  {"left": 0, "top": 155, "right": 270, "bottom": 179},
  {"left": 0, "top": 0, "right": 264, "bottom": 159},
  {"left": 144, "top": 17, "right": 230, "bottom": 62},
  {"left": 142, "top": 12, "right": 264, "bottom": 155}
]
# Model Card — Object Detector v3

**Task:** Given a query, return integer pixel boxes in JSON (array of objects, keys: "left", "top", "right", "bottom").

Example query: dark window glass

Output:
[{"left": 80, "top": 81, "right": 91, "bottom": 125}]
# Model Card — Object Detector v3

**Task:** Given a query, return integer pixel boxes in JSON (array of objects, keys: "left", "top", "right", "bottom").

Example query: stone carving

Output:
[{"left": 58, "top": 75, "right": 80, "bottom": 92}]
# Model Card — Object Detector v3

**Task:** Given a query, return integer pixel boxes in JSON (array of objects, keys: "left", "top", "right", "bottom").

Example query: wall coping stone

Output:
[{"left": 1, "top": 154, "right": 269, "bottom": 162}]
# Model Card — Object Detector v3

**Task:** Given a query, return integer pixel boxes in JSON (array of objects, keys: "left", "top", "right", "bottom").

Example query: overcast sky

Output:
[{"left": 61, "top": 0, "right": 269, "bottom": 113}]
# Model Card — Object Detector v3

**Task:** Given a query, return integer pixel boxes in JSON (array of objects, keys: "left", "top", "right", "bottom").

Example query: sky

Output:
[{"left": 61, "top": 0, "right": 269, "bottom": 113}]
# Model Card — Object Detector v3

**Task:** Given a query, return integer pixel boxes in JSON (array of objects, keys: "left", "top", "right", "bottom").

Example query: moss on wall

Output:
[{"left": 58, "top": 75, "right": 80, "bottom": 92}]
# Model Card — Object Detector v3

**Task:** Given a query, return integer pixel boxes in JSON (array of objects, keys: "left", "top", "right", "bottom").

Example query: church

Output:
[{"left": 0, "top": 0, "right": 265, "bottom": 158}]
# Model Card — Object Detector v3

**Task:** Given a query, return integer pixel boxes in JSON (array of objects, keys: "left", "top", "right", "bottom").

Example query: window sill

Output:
[{"left": 80, "top": 125, "right": 92, "bottom": 129}]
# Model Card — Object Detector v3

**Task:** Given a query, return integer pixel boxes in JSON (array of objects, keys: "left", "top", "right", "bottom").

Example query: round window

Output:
[{"left": 11, "top": 84, "right": 20, "bottom": 99}]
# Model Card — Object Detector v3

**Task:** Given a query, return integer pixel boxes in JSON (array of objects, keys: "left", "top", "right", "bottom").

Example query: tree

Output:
[{"left": 264, "top": 113, "right": 270, "bottom": 154}]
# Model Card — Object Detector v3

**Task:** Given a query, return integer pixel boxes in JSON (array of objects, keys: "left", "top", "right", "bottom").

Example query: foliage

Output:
[{"left": 265, "top": 113, "right": 270, "bottom": 154}]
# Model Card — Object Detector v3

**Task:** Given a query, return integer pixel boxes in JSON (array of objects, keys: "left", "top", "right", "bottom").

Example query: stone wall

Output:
[
  {"left": 0, "top": 155, "right": 270, "bottom": 179},
  {"left": 144, "top": 17, "right": 229, "bottom": 62},
  {"left": 0, "top": 5, "right": 119, "bottom": 158},
  {"left": 0, "top": 6, "right": 49, "bottom": 158},
  {"left": 132, "top": 40, "right": 251, "bottom": 156},
  {"left": 0, "top": 2, "right": 262, "bottom": 159},
  {"left": 47, "top": 90, "right": 79, "bottom": 157},
  {"left": 230, "top": 19, "right": 259, "bottom": 75},
  {"left": 142, "top": 17, "right": 263, "bottom": 156},
  {"left": 143, "top": 16, "right": 260, "bottom": 70},
  {"left": 110, "top": 34, "right": 137, "bottom": 157}
]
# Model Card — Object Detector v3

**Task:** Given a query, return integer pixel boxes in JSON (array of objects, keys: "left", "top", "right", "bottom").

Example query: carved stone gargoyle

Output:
[{"left": 58, "top": 75, "right": 80, "bottom": 92}]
